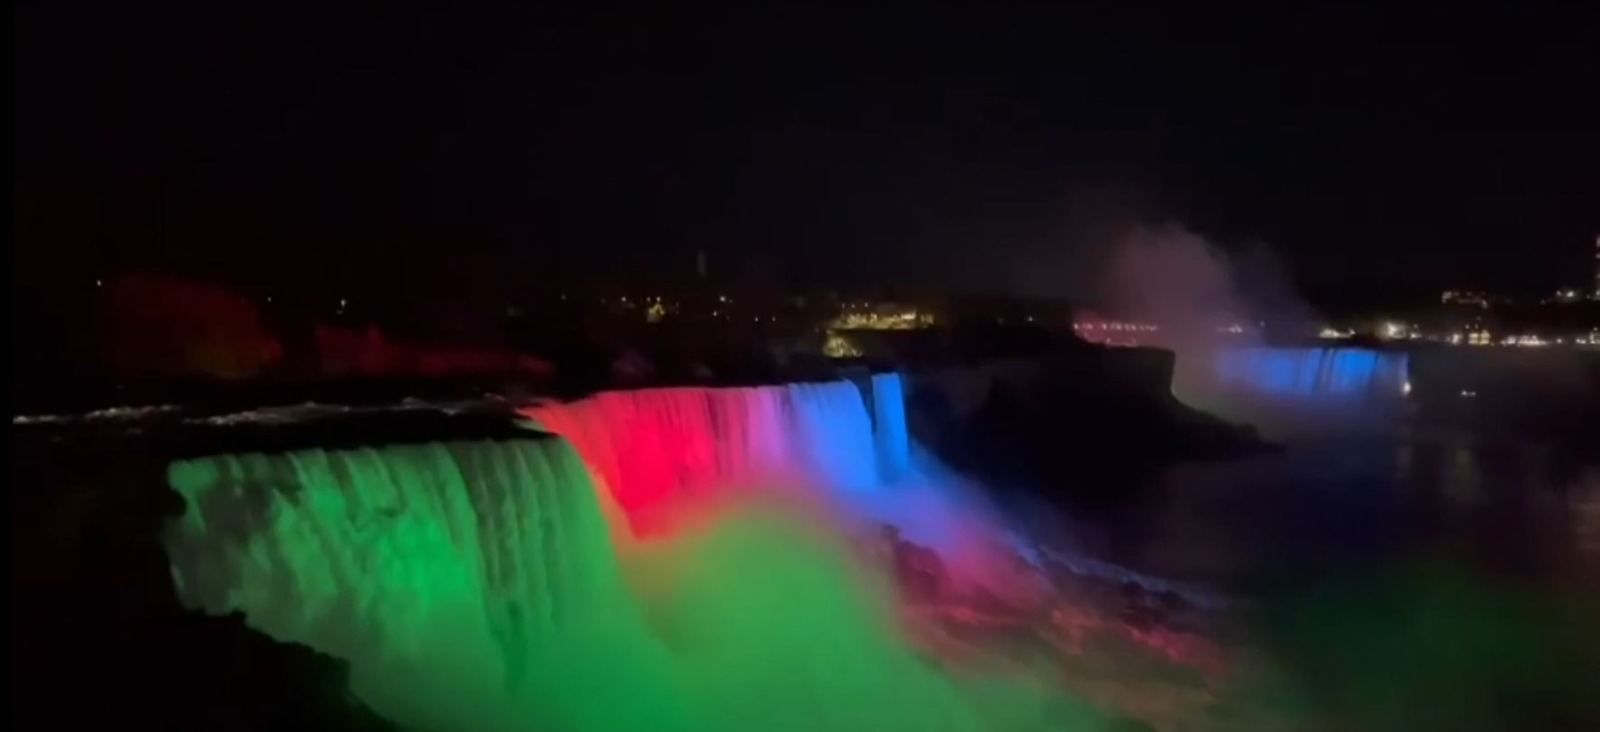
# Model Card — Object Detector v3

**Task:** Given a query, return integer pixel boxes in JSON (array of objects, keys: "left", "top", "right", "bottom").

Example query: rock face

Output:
[
  {"left": 12, "top": 610, "right": 394, "bottom": 731},
  {"left": 904, "top": 350, "right": 1265, "bottom": 513}
]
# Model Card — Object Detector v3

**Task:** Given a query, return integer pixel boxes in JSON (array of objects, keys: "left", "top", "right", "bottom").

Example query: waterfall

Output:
[
  {"left": 163, "top": 438, "right": 680, "bottom": 730},
  {"left": 523, "top": 378, "right": 898, "bottom": 536},
  {"left": 1173, "top": 346, "right": 1412, "bottom": 436},
  {"left": 1206, "top": 347, "right": 1410, "bottom": 399},
  {"left": 158, "top": 377, "right": 1099, "bottom": 730},
  {"left": 871, "top": 373, "right": 911, "bottom": 482}
]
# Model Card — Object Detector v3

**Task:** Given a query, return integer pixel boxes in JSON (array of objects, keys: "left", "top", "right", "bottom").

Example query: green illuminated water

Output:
[
  {"left": 166, "top": 439, "right": 680, "bottom": 730},
  {"left": 630, "top": 504, "right": 1107, "bottom": 732},
  {"left": 165, "top": 439, "right": 1108, "bottom": 731}
]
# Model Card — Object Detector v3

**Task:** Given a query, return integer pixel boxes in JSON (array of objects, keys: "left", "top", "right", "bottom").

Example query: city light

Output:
[
  {"left": 1071, "top": 319, "right": 1159, "bottom": 346},
  {"left": 821, "top": 331, "right": 863, "bottom": 358},
  {"left": 1440, "top": 290, "right": 1491, "bottom": 308},
  {"left": 829, "top": 306, "right": 935, "bottom": 331}
]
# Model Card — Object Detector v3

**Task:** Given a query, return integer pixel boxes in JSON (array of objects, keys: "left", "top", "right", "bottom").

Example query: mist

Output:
[
  {"left": 1094, "top": 224, "right": 1347, "bottom": 434},
  {"left": 1097, "top": 223, "right": 1318, "bottom": 351}
]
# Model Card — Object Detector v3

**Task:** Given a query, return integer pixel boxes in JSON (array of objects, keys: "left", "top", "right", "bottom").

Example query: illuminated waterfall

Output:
[
  {"left": 523, "top": 378, "right": 904, "bottom": 536},
  {"left": 871, "top": 373, "right": 910, "bottom": 482},
  {"left": 1206, "top": 347, "right": 1410, "bottom": 399},
  {"left": 163, "top": 438, "right": 680, "bottom": 730},
  {"left": 158, "top": 376, "right": 1111, "bottom": 729},
  {"left": 1173, "top": 346, "right": 1413, "bottom": 435}
]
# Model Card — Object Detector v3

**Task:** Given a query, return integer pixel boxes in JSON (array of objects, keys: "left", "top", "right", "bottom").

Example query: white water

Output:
[{"left": 163, "top": 438, "right": 668, "bottom": 729}]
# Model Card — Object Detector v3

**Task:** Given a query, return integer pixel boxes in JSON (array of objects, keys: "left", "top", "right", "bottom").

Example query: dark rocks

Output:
[{"left": 11, "top": 426, "right": 398, "bottom": 731}]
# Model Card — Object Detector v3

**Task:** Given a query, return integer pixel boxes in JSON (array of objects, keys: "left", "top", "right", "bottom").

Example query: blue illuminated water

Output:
[
  {"left": 785, "top": 380, "right": 882, "bottom": 491},
  {"left": 1209, "top": 347, "right": 1409, "bottom": 399},
  {"left": 870, "top": 373, "right": 910, "bottom": 482}
]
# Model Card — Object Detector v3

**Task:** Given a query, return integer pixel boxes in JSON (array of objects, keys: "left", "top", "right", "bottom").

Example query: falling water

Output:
[
  {"left": 1204, "top": 347, "right": 1410, "bottom": 399},
  {"left": 152, "top": 368, "right": 1600, "bottom": 730},
  {"left": 523, "top": 374, "right": 1034, "bottom": 594},
  {"left": 522, "top": 378, "right": 900, "bottom": 536},
  {"left": 872, "top": 373, "right": 911, "bottom": 482},
  {"left": 1172, "top": 346, "right": 1412, "bottom": 436},
  {"left": 160, "top": 422, "right": 1103, "bottom": 730},
  {"left": 164, "top": 438, "right": 682, "bottom": 730}
]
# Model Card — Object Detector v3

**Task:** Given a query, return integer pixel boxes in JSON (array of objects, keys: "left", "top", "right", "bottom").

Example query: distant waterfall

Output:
[
  {"left": 1173, "top": 346, "right": 1412, "bottom": 436},
  {"left": 1205, "top": 347, "right": 1410, "bottom": 399},
  {"left": 523, "top": 378, "right": 908, "bottom": 536}
]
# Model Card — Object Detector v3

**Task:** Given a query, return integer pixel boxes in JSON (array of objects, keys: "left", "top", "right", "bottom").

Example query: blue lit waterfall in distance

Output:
[
  {"left": 1174, "top": 347, "right": 1412, "bottom": 435},
  {"left": 1208, "top": 347, "right": 1410, "bottom": 399}
]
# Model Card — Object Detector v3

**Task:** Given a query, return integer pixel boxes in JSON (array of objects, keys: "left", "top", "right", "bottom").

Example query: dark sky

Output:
[{"left": 14, "top": 4, "right": 1600, "bottom": 307}]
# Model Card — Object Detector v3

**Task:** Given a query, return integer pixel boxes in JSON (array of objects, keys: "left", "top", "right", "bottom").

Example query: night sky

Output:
[{"left": 14, "top": 4, "right": 1600, "bottom": 307}]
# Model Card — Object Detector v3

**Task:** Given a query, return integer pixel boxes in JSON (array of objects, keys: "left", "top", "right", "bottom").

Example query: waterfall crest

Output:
[
  {"left": 1173, "top": 346, "right": 1412, "bottom": 437},
  {"left": 1204, "top": 347, "right": 1410, "bottom": 399},
  {"left": 523, "top": 378, "right": 906, "bottom": 535}
]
